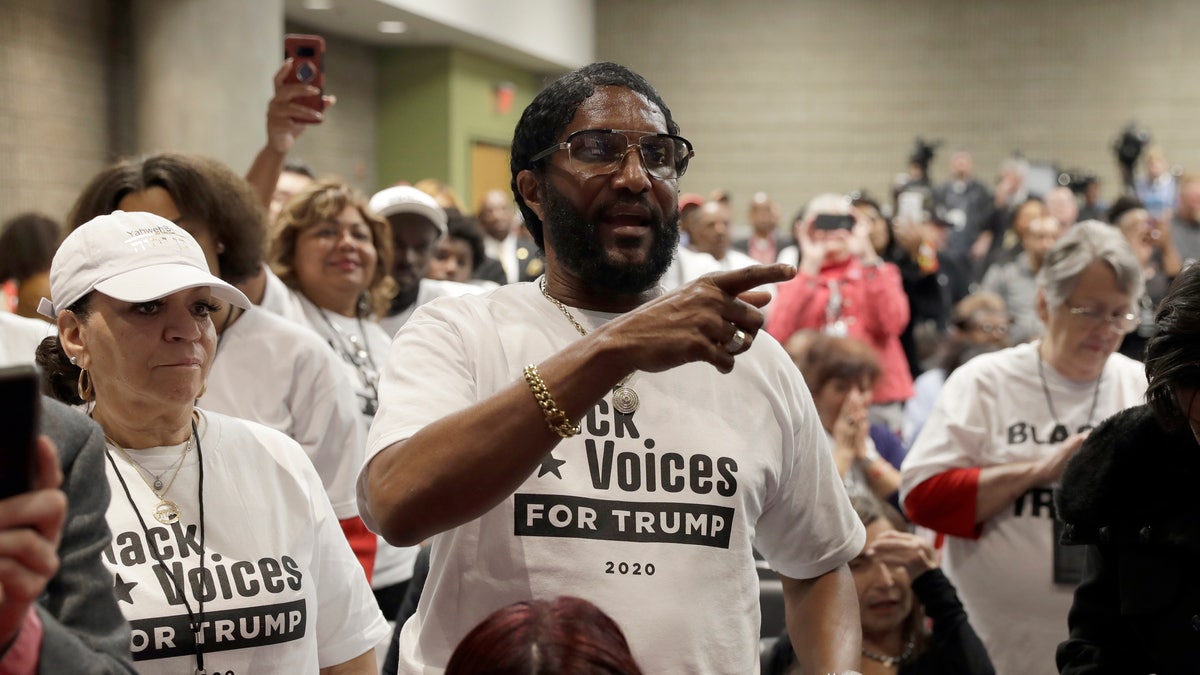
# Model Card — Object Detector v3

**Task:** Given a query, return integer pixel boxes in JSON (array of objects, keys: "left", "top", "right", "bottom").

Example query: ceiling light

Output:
[
  {"left": 303, "top": 0, "right": 333, "bottom": 9},
  {"left": 378, "top": 20, "right": 408, "bottom": 34}
]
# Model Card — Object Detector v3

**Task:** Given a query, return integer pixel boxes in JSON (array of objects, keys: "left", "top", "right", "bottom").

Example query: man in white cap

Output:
[{"left": 369, "top": 186, "right": 487, "bottom": 337}]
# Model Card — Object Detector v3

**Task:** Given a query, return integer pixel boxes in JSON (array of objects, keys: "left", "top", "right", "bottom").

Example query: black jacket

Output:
[{"left": 1055, "top": 404, "right": 1200, "bottom": 674}]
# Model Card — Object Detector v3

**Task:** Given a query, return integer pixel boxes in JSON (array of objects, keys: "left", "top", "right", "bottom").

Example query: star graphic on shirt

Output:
[
  {"left": 538, "top": 453, "right": 566, "bottom": 479},
  {"left": 113, "top": 574, "right": 138, "bottom": 604}
]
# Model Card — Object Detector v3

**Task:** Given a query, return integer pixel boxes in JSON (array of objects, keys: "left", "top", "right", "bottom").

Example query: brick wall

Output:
[
  {"left": 0, "top": 0, "right": 120, "bottom": 222},
  {"left": 597, "top": 0, "right": 1200, "bottom": 227}
]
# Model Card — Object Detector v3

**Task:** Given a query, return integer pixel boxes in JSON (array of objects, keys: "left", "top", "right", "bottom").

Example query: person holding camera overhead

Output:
[{"left": 766, "top": 193, "right": 913, "bottom": 432}]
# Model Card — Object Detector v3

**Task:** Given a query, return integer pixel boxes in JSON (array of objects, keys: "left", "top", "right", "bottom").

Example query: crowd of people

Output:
[{"left": 1, "top": 56, "right": 1199, "bottom": 675}]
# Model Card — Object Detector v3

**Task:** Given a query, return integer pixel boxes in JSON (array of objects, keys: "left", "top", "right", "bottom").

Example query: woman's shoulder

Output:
[
  {"left": 1057, "top": 405, "right": 1184, "bottom": 527},
  {"left": 201, "top": 409, "right": 314, "bottom": 473}
]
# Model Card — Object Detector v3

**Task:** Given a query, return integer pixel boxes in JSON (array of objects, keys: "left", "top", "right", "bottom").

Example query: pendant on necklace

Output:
[
  {"left": 612, "top": 385, "right": 639, "bottom": 415},
  {"left": 152, "top": 478, "right": 164, "bottom": 491},
  {"left": 154, "top": 499, "right": 182, "bottom": 525},
  {"left": 1050, "top": 424, "right": 1070, "bottom": 443}
]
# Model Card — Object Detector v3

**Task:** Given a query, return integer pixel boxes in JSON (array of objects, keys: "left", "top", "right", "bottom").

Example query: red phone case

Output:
[{"left": 284, "top": 34, "right": 325, "bottom": 122}]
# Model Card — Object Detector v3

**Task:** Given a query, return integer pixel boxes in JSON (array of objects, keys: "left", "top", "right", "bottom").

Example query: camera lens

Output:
[{"left": 298, "top": 46, "right": 316, "bottom": 57}]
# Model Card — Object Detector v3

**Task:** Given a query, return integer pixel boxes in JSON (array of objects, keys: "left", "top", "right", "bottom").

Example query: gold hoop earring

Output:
[
  {"left": 196, "top": 381, "right": 207, "bottom": 400},
  {"left": 77, "top": 368, "right": 94, "bottom": 402}
]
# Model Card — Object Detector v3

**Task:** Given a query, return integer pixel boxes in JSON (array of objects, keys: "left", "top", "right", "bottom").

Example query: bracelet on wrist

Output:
[{"left": 523, "top": 364, "right": 580, "bottom": 438}]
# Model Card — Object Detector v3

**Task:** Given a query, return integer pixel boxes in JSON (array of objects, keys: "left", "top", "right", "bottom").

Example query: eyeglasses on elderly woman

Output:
[{"left": 1065, "top": 304, "right": 1139, "bottom": 334}]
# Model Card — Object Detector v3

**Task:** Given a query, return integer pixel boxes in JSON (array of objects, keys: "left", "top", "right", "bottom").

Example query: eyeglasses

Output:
[
  {"left": 967, "top": 321, "right": 1009, "bottom": 336},
  {"left": 531, "top": 128, "right": 695, "bottom": 181},
  {"left": 1066, "top": 305, "right": 1139, "bottom": 334}
]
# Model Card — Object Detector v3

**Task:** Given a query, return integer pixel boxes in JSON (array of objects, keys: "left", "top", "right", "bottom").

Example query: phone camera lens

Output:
[{"left": 296, "top": 62, "right": 316, "bottom": 84}]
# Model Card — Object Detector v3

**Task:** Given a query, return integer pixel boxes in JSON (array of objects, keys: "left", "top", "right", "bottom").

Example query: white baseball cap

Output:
[
  {"left": 369, "top": 185, "right": 448, "bottom": 235},
  {"left": 38, "top": 211, "right": 251, "bottom": 319}
]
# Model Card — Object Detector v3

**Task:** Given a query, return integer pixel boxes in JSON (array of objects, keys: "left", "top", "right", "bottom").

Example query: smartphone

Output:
[
  {"left": 0, "top": 364, "right": 41, "bottom": 500},
  {"left": 896, "top": 190, "right": 926, "bottom": 223},
  {"left": 283, "top": 34, "right": 326, "bottom": 123},
  {"left": 813, "top": 214, "right": 855, "bottom": 231}
]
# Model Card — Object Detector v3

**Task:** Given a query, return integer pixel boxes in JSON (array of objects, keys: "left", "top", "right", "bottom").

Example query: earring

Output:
[
  {"left": 216, "top": 241, "right": 226, "bottom": 254},
  {"left": 69, "top": 355, "right": 78, "bottom": 366},
  {"left": 77, "top": 369, "right": 93, "bottom": 403},
  {"left": 196, "top": 381, "right": 207, "bottom": 400}
]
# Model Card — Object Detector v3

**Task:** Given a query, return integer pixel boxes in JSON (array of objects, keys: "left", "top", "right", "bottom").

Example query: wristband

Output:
[{"left": 523, "top": 365, "right": 580, "bottom": 438}]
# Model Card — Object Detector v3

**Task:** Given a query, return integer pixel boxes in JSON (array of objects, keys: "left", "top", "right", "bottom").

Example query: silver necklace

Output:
[
  {"left": 1036, "top": 349, "right": 1104, "bottom": 442},
  {"left": 107, "top": 433, "right": 193, "bottom": 525},
  {"left": 315, "top": 306, "right": 381, "bottom": 416},
  {"left": 861, "top": 635, "right": 915, "bottom": 667},
  {"left": 539, "top": 277, "right": 639, "bottom": 414}
]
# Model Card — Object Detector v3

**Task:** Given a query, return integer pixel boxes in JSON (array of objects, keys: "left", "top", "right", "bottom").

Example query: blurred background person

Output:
[
  {"left": 902, "top": 292, "right": 1009, "bottom": 448},
  {"left": 1106, "top": 195, "right": 1182, "bottom": 361},
  {"left": 661, "top": 200, "right": 757, "bottom": 290},
  {"left": 765, "top": 494, "right": 995, "bottom": 675},
  {"left": 980, "top": 214, "right": 1065, "bottom": 344},
  {"left": 1056, "top": 261, "right": 1200, "bottom": 673},
  {"left": 733, "top": 191, "right": 792, "bottom": 264},
  {"left": 787, "top": 332, "right": 905, "bottom": 506},
  {"left": 476, "top": 188, "right": 539, "bottom": 284},
  {"left": 900, "top": 222, "right": 1147, "bottom": 675},
  {"left": 1169, "top": 172, "right": 1200, "bottom": 265},
  {"left": 1134, "top": 145, "right": 1177, "bottom": 222},
  {"left": 413, "top": 177, "right": 467, "bottom": 214},
  {"left": 1044, "top": 186, "right": 1080, "bottom": 229},
  {"left": 444, "top": 596, "right": 644, "bottom": 675},
  {"left": 933, "top": 149, "right": 996, "bottom": 275},
  {"left": 768, "top": 193, "right": 913, "bottom": 432},
  {"left": 371, "top": 186, "right": 487, "bottom": 336},
  {"left": 0, "top": 212, "right": 62, "bottom": 321},
  {"left": 426, "top": 211, "right": 500, "bottom": 289}
]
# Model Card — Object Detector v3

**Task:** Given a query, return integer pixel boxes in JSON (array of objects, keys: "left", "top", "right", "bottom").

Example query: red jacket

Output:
[{"left": 767, "top": 257, "right": 914, "bottom": 403}]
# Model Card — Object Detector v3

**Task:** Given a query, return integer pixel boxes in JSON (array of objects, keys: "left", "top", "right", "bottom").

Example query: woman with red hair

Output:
[{"left": 445, "top": 596, "right": 643, "bottom": 675}]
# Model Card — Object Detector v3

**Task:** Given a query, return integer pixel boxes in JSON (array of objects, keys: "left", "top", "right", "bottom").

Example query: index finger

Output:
[{"left": 709, "top": 264, "right": 795, "bottom": 296}]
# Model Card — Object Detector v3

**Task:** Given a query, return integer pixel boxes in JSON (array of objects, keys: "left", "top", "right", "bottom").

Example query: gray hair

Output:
[{"left": 1036, "top": 220, "right": 1144, "bottom": 309}]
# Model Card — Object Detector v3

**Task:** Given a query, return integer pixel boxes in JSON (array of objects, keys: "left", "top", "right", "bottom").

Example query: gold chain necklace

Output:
[
  {"left": 539, "top": 277, "right": 639, "bottom": 415},
  {"left": 107, "top": 434, "right": 193, "bottom": 525}
]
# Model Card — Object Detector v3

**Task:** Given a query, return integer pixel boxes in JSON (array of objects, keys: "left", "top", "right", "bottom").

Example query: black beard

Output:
[{"left": 542, "top": 183, "right": 679, "bottom": 295}]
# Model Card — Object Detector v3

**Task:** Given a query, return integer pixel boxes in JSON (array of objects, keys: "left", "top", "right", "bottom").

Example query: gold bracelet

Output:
[{"left": 523, "top": 365, "right": 580, "bottom": 438}]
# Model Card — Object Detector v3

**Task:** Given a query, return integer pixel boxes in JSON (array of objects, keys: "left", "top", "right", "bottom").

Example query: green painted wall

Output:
[
  {"left": 376, "top": 48, "right": 452, "bottom": 191},
  {"left": 375, "top": 46, "right": 547, "bottom": 208}
]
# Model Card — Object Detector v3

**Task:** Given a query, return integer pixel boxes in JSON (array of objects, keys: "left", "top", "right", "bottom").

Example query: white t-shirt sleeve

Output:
[
  {"left": 899, "top": 355, "right": 994, "bottom": 503},
  {"left": 359, "top": 300, "right": 480, "bottom": 532},
  {"left": 752, "top": 347, "right": 866, "bottom": 580},
  {"left": 270, "top": 432, "right": 389, "bottom": 667},
  {"left": 289, "top": 334, "right": 368, "bottom": 520}
]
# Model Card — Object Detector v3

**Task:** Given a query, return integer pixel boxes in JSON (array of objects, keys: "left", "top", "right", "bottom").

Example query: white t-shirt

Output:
[
  {"left": 379, "top": 278, "right": 488, "bottom": 338},
  {"left": 257, "top": 266, "right": 307, "bottom": 326},
  {"left": 102, "top": 411, "right": 388, "bottom": 674},
  {"left": 361, "top": 281, "right": 865, "bottom": 674},
  {"left": 199, "top": 307, "right": 365, "bottom": 519},
  {"left": 660, "top": 246, "right": 760, "bottom": 291},
  {"left": 0, "top": 312, "right": 51, "bottom": 367},
  {"left": 267, "top": 285, "right": 419, "bottom": 589},
  {"left": 899, "top": 342, "right": 1147, "bottom": 675}
]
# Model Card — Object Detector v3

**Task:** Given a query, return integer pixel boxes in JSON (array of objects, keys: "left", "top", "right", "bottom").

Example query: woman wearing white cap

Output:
[{"left": 35, "top": 211, "right": 387, "bottom": 674}]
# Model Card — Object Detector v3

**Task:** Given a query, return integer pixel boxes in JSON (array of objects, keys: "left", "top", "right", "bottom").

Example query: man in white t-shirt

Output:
[
  {"left": 662, "top": 200, "right": 761, "bottom": 291},
  {"left": 360, "top": 62, "right": 865, "bottom": 675},
  {"left": 369, "top": 186, "right": 486, "bottom": 337}
]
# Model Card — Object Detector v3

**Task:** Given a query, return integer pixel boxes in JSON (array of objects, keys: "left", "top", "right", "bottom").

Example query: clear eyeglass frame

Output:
[
  {"left": 1066, "top": 305, "right": 1139, "bottom": 334},
  {"left": 530, "top": 128, "right": 695, "bottom": 181}
]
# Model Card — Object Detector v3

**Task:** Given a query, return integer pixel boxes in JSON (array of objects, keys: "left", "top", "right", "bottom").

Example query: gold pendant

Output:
[
  {"left": 153, "top": 499, "right": 181, "bottom": 525},
  {"left": 612, "top": 385, "right": 639, "bottom": 415}
]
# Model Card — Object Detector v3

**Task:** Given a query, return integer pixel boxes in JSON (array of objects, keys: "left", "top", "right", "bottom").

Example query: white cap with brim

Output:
[
  {"left": 369, "top": 185, "right": 448, "bottom": 236},
  {"left": 38, "top": 210, "right": 251, "bottom": 319}
]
